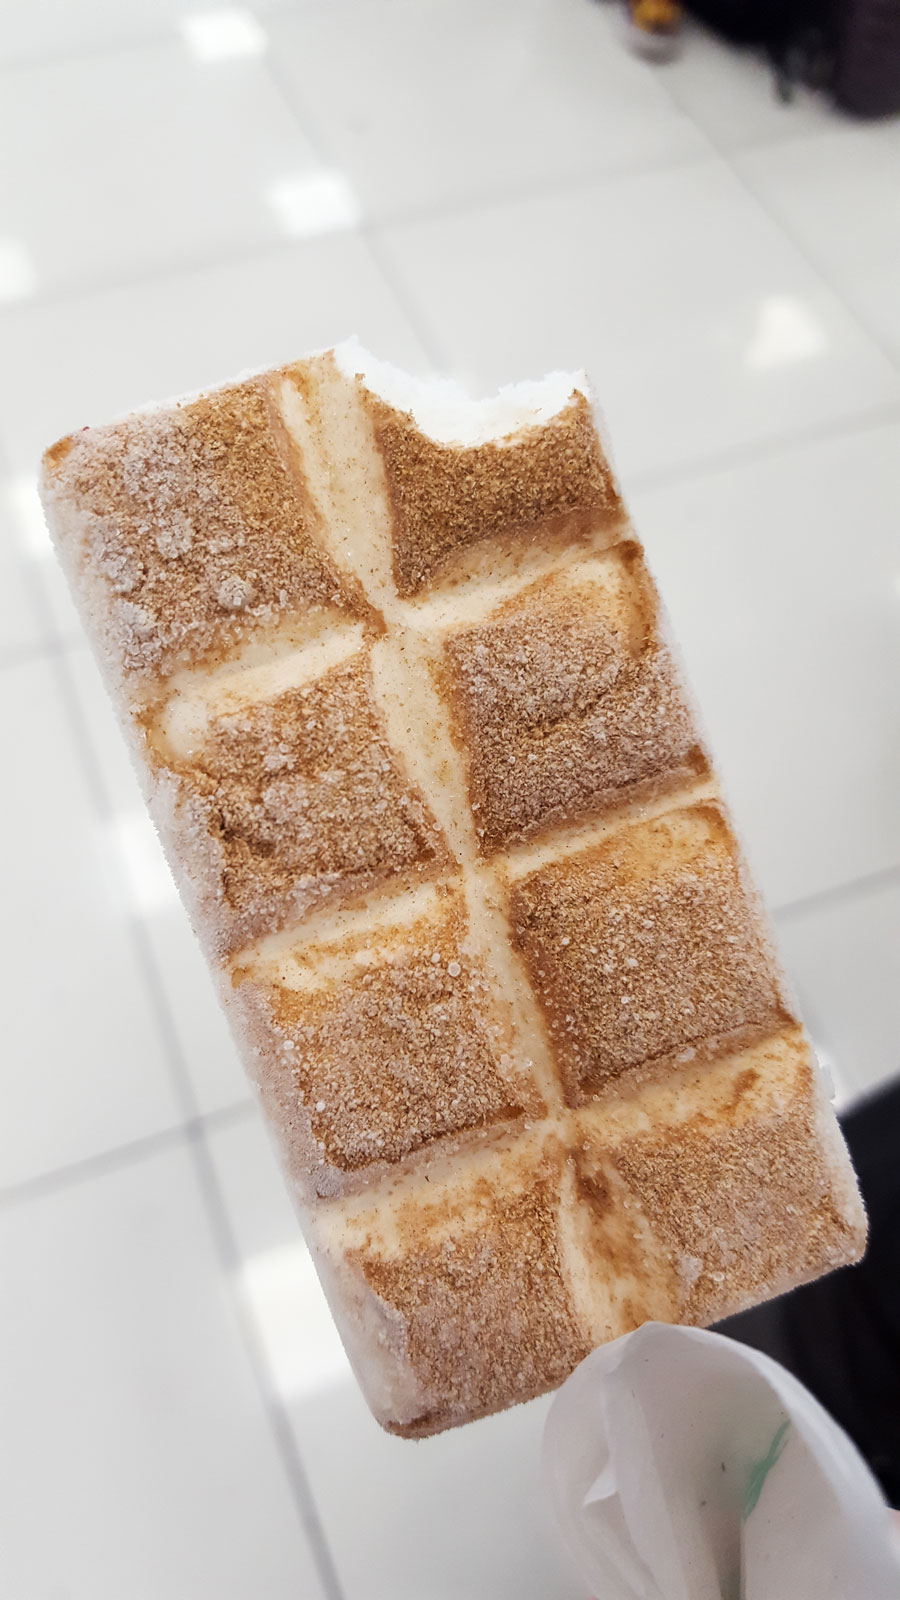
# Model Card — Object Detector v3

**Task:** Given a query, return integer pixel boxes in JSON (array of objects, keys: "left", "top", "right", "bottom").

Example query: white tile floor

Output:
[{"left": 0, "top": 3, "right": 898, "bottom": 1594}]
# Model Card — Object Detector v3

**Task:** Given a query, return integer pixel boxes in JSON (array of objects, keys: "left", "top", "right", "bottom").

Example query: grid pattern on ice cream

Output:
[{"left": 40, "top": 347, "right": 865, "bottom": 1436}]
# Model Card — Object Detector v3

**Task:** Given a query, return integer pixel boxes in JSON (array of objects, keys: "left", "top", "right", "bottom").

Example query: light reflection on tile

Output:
[
  {"left": 180, "top": 9, "right": 267, "bottom": 62},
  {"left": 745, "top": 295, "right": 827, "bottom": 372},
  {"left": 737, "top": 127, "right": 900, "bottom": 362},
  {"left": 7, "top": 477, "right": 50, "bottom": 557},
  {"left": 265, "top": 171, "right": 361, "bottom": 240},
  {"left": 0, "top": 0, "right": 282, "bottom": 68},
  {"left": 110, "top": 810, "right": 180, "bottom": 915},
  {"left": 239, "top": 1240, "right": 351, "bottom": 1401},
  {"left": 0, "top": 238, "right": 36, "bottom": 304},
  {"left": 0, "top": 474, "right": 46, "bottom": 654}
]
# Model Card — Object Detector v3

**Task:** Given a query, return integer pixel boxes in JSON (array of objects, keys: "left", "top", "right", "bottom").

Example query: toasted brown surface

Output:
[
  {"left": 43, "top": 377, "right": 364, "bottom": 679},
  {"left": 511, "top": 804, "right": 791, "bottom": 1102},
  {"left": 41, "top": 346, "right": 865, "bottom": 1437},
  {"left": 594, "top": 1034, "right": 863, "bottom": 1323},
  {"left": 365, "top": 389, "right": 624, "bottom": 596},
  {"left": 347, "top": 1141, "right": 589, "bottom": 1434},
  {"left": 152, "top": 651, "right": 447, "bottom": 950},
  {"left": 245, "top": 890, "right": 538, "bottom": 1185},
  {"left": 440, "top": 548, "right": 705, "bottom": 851}
]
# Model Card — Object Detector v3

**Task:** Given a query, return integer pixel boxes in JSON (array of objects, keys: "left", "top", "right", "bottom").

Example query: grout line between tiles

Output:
[
  {"left": 0, "top": 634, "right": 65, "bottom": 672},
  {"left": 358, "top": 225, "right": 450, "bottom": 369},
  {"left": 0, "top": 231, "right": 321, "bottom": 332},
  {"left": 624, "top": 396, "right": 900, "bottom": 497},
  {"left": 0, "top": 1123, "right": 190, "bottom": 1212},
  {"left": 0, "top": 221, "right": 438, "bottom": 364},
  {"left": 366, "top": 146, "right": 719, "bottom": 234},
  {"left": 773, "top": 863, "right": 900, "bottom": 925},
  {"left": 0, "top": 1102, "right": 254, "bottom": 1213}
]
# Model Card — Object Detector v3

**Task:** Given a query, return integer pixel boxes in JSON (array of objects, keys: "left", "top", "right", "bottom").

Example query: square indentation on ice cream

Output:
[
  {"left": 510, "top": 804, "right": 792, "bottom": 1103},
  {"left": 233, "top": 885, "right": 544, "bottom": 1199},
  {"left": 148, "top": 646, "right": 448, "bottom": 954},
  {"left": 360, "top": 380, "right": 623, "bottom": 597},
  {"left": 437, "top": 546, "right": 706, "bottom": 852},
  {"left": 315, "top": 1135, "right": 588, "bottom": 1434},
  {"left": 567, "top": 1031, "right": 866, "bottom": 1331},
  {"left": 41, "top": 375, "right": 367, "bottom": 685}
]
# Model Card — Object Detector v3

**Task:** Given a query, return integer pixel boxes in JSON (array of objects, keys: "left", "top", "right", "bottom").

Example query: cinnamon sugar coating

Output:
[
  {"left": 347, "top": 1144, "right": 588, "bottom": 1434},
  {"left": 155, "top": 652, "right": 447, "bottom": 951},
  {"left": 581, "top": 1037, "right": 860, "bottom": 1324},
  {"left": 511, "top": 805, "right": 791, "bottom": 1102},
  {"left": 245, "top": 892, "right": 537, "bottom": 1187},
  {"left": 366, "top": 389, "right": 624, "bottom": 596},
  {"left": 44, "top": 377, "right": 364, "bottom": 679},
  {"left": 440, "top": 547, "right": 705, "bottom": 851}
]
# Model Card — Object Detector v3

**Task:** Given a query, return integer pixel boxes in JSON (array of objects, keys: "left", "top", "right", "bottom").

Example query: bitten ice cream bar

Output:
[{"left": 40, "top": 340, "right": 865, "bottom": 1436}]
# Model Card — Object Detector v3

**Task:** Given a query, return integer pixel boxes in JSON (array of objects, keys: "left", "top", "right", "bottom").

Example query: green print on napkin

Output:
[{"left": 743, "top": 1420, "right": 791, "bottom": 1522}]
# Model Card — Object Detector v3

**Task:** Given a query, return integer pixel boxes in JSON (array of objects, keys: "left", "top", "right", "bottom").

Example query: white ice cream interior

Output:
[{"left": 333, "top": 336, "right": 587, "bottom": 448}]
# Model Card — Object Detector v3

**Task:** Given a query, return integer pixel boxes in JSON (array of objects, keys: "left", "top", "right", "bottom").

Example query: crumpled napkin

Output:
[{"left": 543, "top": 1322, "right": 900, "bottom": 1600}]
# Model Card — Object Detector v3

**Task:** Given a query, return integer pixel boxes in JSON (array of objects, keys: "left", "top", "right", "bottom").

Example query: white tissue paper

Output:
[{"left": 543, "top": 1322, "right": 900, "bottom": 1600}]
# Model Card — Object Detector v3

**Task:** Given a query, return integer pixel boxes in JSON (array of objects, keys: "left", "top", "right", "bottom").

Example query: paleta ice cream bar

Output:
[{"left": 40, "top": 341, "right": 866, "bottom": 1436}]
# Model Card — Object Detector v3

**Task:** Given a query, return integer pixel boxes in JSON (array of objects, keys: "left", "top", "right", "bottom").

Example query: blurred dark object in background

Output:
[
  {"left": 717, "top": 1078, "right": 900, "bottom": 1505},
  {"left": 834, "top": 0, "right": 900, "bottom": 114},
  {"left": 685, "top": 0, "right": 900, "bottom": 113}
]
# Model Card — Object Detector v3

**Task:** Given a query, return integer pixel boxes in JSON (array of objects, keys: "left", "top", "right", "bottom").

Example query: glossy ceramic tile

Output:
[
  {"left": 0, "top": 43, "right": 325, "bottom": 298},
  {"left": 378, "top": 158, "right": 900, "bottom": 483},
  {"left": 64, "top": 644, "right": 147, "bottom": 813},
  {"left": 0, "top": 654, "right": 185, "bottom": 1189},
  {"left": 630, "top": 419, "right": 900, "bottom": 910},
  {"left": 146, "top": 908, "right": 251, "bottom": 1114},
  {"left": 661, "top": 19, "right": 836, "bottom": 153},
  {"left": 271, "top": 0, "right": 709, "bottom": 220},
  {"left": 736, "top": 126, "right": 900, "bottom": 361},
  {"left": 210, "top": 1112, "right": 587, "bottom": 1600},
  {"left": 776, "top": 878, "right": 900, "bottom": 1107},
  {"left": 66, "top": 644, "right": 250, "bottom": 1114},
  {"left": 0, "top": 485, "right": 45, "bottom": 658},
  {"left": 0, "top": 234, "right": 431, "bottom": 479},
  {"left": 0, "top": 0, "right": 285, "bottom": 66},
  {"left": 30, "top": 542, "right": 87, "bottom": 641},
  {"left": 2, "top": 472, "right": 86, "bottom": 641},
  {"left": 0, "top": 1142, "right": 328, "bottom": 1599}
]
